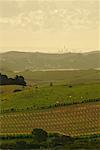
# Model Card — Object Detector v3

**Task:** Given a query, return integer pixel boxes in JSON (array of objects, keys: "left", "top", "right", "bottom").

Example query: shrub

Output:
[
  {"left": 13, "top": 89, "right": 22, "bottom": 93},
  {"left": 32, "top": 128, "right": 48, "bottom": 142}
]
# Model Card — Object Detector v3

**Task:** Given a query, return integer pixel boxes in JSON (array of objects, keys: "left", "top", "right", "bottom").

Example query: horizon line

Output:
[{"left": 0, "top": 49, "right": 100, "bottom": 54}]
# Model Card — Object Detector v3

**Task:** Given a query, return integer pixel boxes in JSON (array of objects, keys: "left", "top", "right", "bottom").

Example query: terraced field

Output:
[{"left": 0, "top": 102, "right": 100, "bottom": 137}]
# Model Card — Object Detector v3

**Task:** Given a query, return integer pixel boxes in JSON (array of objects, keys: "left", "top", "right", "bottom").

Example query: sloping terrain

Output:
[
  {"left": 0, "top": 102, "right": 100, "bottom": 136},
  {"left": 0, "top": 51, "right": 100, "bottom": 72},
  {"left": 0, "top": 83, "right": 100, "bottom": 110},
  {"left": 0, "top": 70, "right": 100, "bottom": 86}
]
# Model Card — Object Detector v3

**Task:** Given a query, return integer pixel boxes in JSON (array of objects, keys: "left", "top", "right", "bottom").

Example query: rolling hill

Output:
[{"left": 0, "top": 51, "right": 100, "bottom": 72}]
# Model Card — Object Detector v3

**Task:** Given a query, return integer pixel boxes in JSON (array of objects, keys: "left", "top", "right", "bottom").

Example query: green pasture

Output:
[
  {"left": 2, "top": 69, "right": 100, "bottom": 85},
  {"left": 0, "top": 83, "right": 100, "bottom": 111},
  {"left": 22, "top": 69, "right": 100, "bottom": 85}
]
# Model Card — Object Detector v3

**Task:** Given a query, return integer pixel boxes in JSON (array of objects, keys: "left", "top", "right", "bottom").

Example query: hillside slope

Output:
[
  {"left": 0, "top": 102, "right": 100, "bottom": 136},
  {"left": 0, "top": 51, "right": 100, "bottom": 72}
]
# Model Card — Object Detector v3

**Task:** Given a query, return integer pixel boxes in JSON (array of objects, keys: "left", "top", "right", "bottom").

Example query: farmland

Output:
[
  {"left": 0, "top": 70, "right": 100, "bottom": 139},
  {"left": 0, "top": 102, "right": 100, "bottom": 136},
  {"left": 0, "top": 83, "right": 100, "bottom": 111}
]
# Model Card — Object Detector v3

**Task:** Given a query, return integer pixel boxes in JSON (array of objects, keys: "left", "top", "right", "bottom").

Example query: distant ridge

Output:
[
  {"left": 1, "top": 50, "right": 100, "bottom": 54},
  {"left": 0, "top": 51, "right": 100, "bottom": 72}
]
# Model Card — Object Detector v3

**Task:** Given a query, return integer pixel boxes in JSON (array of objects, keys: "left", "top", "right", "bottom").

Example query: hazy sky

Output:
[{"left": 0, "top": 0, "right": 99, "bottom": 53}]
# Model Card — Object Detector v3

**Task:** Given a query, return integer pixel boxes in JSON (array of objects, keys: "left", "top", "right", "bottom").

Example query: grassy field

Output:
[
  {"left": 0, "top": 83, "right": 100, "bottom": 111},
  {"left": 2, "top": 69, "right": 100, "bottom": 85},
  {"left": 0, "top": 102, "right": 100, "bottom": 136},
  {"left": 22, "top": 69, "right": 100, "bottom": 84}
]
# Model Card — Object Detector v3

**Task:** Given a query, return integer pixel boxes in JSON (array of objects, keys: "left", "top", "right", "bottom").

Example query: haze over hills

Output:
[{"left": 0, "top": 51, "right": 100, "bottom": 72}]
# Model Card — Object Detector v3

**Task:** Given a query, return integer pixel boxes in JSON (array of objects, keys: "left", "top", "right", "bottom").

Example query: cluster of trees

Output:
[
  {"left": 0, "top": 128, "right": 100, "bottom": 149},
  {"left": 0, "top": 73, "right": 26, "bottom": 86}
]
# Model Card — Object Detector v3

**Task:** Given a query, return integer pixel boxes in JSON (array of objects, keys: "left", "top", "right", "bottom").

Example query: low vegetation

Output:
[{"left": 0, "top": 129, "right": 100, "bottom": 150}]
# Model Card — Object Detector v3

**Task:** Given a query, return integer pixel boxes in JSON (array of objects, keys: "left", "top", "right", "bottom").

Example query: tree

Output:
[
  {"left": 15, "top": 75, "right": 26, "bottom": 86},
  {"left": 0, "top": 74, "right": 8, "bottom": 85},
  {"left": 0, "top": 73, "right": 26, "bottom": 86},
  {"left": 32, "top": 128, "right": 48, "bottom": 142},
  {"left": 50, "top": 82, "right": 53, "bottom": 87}
]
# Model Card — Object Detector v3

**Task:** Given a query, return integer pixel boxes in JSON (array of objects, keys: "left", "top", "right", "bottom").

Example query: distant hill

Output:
[{"left": 0, "top": 51, "right": 100, "bottom": 72}]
